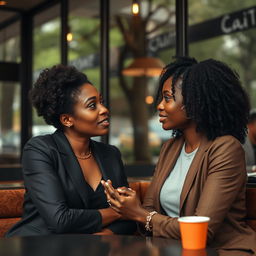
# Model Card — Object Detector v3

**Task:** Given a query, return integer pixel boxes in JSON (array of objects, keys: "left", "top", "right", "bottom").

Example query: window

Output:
[
  {"left": 0, "top": 21, "right": 21, "bottom": 165},
  {"left": 189, "top": 0, "right": 256, "bottom": 108},
  {"left": 109, "top": 0, "right": 174, "bottom": 164},
  {"left": 32, "top": 4, "right": 61, "bottom": 136}
]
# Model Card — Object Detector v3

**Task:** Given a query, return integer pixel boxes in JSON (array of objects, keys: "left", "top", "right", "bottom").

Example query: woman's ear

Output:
[{"left": 60, "top": 114, "right": 73, "bottom": 128}]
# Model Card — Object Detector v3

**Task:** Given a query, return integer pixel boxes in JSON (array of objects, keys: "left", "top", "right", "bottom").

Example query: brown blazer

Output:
[{"left": 143, "top": 135, "right": 256, "bottom": 253}]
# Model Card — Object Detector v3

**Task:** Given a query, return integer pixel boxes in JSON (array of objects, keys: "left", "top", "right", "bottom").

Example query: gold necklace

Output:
[{"left": 75, "top": 149, "right": 92, "bottom": 160}]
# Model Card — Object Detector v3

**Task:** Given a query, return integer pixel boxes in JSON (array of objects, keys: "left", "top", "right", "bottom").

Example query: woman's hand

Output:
[{"left": 101, "top": 180, "right": 148, "bottom": 223}]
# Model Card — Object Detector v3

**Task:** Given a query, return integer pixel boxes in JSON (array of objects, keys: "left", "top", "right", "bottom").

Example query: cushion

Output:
[
  {"left": 0, "top": 189, "right": 25, "bottom": 217},
  {"left": 0, "top": 217, "right": 21, "bottom": 237}
]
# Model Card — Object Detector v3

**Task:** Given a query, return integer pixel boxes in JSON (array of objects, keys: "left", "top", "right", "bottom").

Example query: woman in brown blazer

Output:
[{"left": 102, "top": 57, "right": 256, "bottom": 254}]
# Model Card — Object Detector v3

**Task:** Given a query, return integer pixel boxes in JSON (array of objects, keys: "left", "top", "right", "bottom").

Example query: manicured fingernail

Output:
[
  {"left": 117, "top": 188, "right": 123, "bottom": 192},
  {"left": 128, "top": 188, "right": 132, "bottom": 191},
  {"left": 105, "top": 182, "right": 109, "bottom": 186}
]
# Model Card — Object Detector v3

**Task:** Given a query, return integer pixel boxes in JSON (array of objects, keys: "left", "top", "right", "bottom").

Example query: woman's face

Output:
[
  {"left": 157, "top": 77, "right": 189, "bottom": 131},
  {"left": 67, "top": 83, "right": 109, "bottom": 137}
]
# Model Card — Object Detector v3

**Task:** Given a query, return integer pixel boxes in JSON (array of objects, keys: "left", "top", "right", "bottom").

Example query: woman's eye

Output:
[
  {"left": 88, "top": 102, "right": 96, "bottom": 109},
  {"left": 164, "top": 95, "right": 173, "bottom": 102}
]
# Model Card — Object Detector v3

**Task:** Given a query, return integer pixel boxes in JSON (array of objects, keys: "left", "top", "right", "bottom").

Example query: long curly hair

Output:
[
  {"left": 30, "top": 64, "right": 91, "bottom": 130},
  {"left": 156, "top": 56, "right": 250, "bottom": 143}
]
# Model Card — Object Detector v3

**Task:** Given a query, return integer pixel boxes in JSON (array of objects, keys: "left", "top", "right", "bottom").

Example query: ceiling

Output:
[
  {"left": 0, "top": 0, "right": 131, "bottom": 25},
  {"left": 0, "top": 0, "right": 49, "bottom": 24},
  {"left": 0, "top": 0, "right": 131, "bottom": 43},
  {"left": 0, "top": 0, "right": 48, "bottom": 11}
]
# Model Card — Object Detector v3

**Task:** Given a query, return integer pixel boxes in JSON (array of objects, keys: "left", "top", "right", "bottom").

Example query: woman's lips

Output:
[
  {"left": 159, "top": 116, "right": 167, "bottom": 123},
  {"left": 98, "top": 119, "right": 110, "bottom": 127}
]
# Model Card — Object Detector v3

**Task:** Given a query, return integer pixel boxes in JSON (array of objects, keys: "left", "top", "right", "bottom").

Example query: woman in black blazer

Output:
[{"left": 6, "top": 65, "right": 135, "bottom": 237}]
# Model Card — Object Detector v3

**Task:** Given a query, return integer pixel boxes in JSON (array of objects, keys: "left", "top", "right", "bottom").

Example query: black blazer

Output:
[{"left": 6, "top": 130, "right": 135, "bottom": 237}]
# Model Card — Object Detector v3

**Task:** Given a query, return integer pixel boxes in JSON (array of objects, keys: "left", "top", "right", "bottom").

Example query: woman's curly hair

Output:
[
  {"left": 156, "top": 56, "right": 250, "bottom": 143},
  {"left": 30, "top": 64, "right": 91, "bottom": 130}
]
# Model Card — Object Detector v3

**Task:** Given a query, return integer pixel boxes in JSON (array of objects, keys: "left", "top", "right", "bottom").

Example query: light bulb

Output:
[
  {"left": 132, "top": 2, "right": 139, "bottom": 15},
  {"left": 67, "top": 32, "right": 73, "bottom": 42},
  {"left": 145, "top": 96, "right": 154, "bottom": 105}
]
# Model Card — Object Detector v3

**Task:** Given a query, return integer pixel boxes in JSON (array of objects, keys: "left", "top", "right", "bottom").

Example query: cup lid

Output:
[{"left": 178, "top": 216, "right": 210, "bottom": 223}]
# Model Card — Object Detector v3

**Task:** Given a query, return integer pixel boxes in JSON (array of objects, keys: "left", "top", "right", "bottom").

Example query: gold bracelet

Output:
[{"left": 145, "top": 211, "right": 157, "bottom": 232}]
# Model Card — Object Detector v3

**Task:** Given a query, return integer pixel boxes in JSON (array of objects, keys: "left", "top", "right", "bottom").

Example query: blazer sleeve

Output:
[
  {"left": 22, "top": 137, "right": 102, "bottom": 234},
  {"left": 104, "top": 146, "right": 137, "bottom": 235},
  {"left": 194, "top": 137, "right": 247, "bottom": 242},
  {"left": 143, "top": 137, "right": 246, "bottom": 240}
]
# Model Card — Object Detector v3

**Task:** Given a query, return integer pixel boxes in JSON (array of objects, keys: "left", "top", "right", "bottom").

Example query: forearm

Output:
[
  {"left": 136, "top": 208, "right": 180, "bottom": 238},
  {"left": 133, "top": 207, "right": 149, "bottom": 224},
  {"left": 99, "top": 208, "right": 121, "bottom": 226}
]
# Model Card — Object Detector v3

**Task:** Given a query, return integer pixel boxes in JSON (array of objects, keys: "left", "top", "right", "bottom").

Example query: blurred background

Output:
[{"left": 0, "top": 0, "right": 256, "bottom": 179}]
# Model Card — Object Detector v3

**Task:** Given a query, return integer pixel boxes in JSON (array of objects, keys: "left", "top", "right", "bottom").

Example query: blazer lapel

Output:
[
  {"left": 52, "top": 130, "right": 89, "bottom": 207},
  {"left": 155, "top": 137, "right": 184, "bottom": 213},
  {"left": 179, "top": 136, "right": 213, "bottom": 212}
]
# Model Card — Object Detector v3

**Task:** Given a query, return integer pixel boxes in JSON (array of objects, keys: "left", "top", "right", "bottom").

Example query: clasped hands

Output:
[{"left": 101, "top": 180, "right": 142, "bottom": 221}]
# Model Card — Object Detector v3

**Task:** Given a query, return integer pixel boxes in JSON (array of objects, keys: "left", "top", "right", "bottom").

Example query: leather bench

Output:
[
  {"left": 0, "top": 181, "right": 150, "bottom": 237},
  {"left": 0, "top": 189, "right": 25, "bottom": 237},
  {"left": 1, "top": 182, "right": 256, "bottom": 237}
]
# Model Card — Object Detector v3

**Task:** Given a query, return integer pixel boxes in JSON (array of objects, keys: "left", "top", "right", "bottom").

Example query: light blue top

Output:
[{"left": 160, "top": 143, "right": 198, "bottom": 217}]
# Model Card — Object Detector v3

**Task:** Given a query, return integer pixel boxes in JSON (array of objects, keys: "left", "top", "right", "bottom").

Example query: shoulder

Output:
[
  {"left": 25, "top": 134, "right": 55, "bottom": 148},
  {"left": 202, "top": 136, "right": 247, "bottom": 182},
  {"left": 208, "top": 135, "right": 243, "bottom": 154},
  {"left": 206, "top": 136, "right": 246, "bottom": 172},
  {"left": 23, "top": 134, "right": 57, "bottom": 157}
]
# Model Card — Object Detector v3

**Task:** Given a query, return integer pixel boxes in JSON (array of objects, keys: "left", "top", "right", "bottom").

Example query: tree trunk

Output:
[{"left": 130, "top": 76, "right": 151, "bottom": 163}]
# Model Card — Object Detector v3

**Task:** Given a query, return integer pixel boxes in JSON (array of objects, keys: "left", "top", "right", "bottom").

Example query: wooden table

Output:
[{"left": 0, "top": 234, "right": 220, "bottom": 256}]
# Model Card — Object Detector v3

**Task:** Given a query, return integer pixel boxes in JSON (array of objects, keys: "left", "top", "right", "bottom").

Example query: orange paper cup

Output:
[{"left": 178, "top": 216, "right": 210, "bottom": 250}]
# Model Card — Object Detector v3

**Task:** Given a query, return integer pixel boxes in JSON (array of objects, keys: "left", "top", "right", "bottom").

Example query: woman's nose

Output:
[
  {"left": 99, "top": 104, "right": 109, "bottom": 115},
  {"left": 157, "top": 99, "right": 164, "bottom": 111}
]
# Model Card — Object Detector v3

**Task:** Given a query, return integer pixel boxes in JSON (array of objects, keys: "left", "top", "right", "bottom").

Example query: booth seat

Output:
[
  {"left": 1, "top": 181, "right": 256, "bottom": 237},
  {"left": 0, "top": 189, "right": 25, "bottom": 237}
]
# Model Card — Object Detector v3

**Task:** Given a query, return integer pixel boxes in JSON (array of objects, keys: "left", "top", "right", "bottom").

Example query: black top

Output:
[
  {"left": 6, "top": 130, "right": 136, "bottom": 237},
  {"left": 86, "top": 182, "right": 129, "bottom": 233},
  {"left": 87, "top": 183, "right": 107, "bottom": 209}
]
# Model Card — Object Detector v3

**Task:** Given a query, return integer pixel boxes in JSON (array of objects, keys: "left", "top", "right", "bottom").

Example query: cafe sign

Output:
[
  {"left": 221, "top": 7, "right": 256, "bottom": 34},
  {"left": 57, "top": 6, "right": 256, "bottom": 70},
  {"left": 149, "top": 6, "right": 256, "bottom": 52}
]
